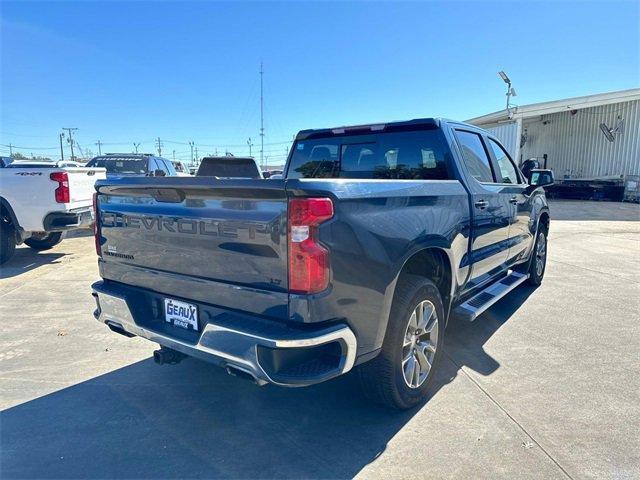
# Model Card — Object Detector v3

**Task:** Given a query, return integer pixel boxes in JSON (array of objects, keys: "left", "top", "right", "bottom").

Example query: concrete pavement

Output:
[{"left": 0, "top": 200, "right": 638, "bottom": 479}]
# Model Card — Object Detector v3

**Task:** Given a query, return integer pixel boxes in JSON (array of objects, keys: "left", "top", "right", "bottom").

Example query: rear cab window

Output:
[
  {"left": 197, "top": 158, "right": 261, "bottom": 178},
  {"left": 286, "top": 129, "right": 451, "bottom": 180},
  {"left": 87, "top": 156, "right": 148, "bottom": 174}
]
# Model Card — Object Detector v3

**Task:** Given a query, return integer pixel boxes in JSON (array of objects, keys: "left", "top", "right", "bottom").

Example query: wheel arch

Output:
[
  {"left": 0, "top": 196, "right": 19, "bottom": 228},
  {"left": 371, "top": 244, "right": 457, "bottom": 354},
  {"left": 538, "top": 209, "right": 550, "bottom": 233},
  {"left": 397, "top": 247, "right": 454, "bottom": 315}
]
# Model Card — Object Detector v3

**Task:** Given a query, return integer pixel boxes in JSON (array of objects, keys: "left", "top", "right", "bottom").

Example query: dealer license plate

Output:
[{"left": 164, "top": 298, "right": 198, "bottom": 331}]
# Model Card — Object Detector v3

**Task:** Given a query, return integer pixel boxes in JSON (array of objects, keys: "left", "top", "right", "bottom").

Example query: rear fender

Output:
[
  {"left": 0, "top": 196, "right": 27, "bottom": 243},
  {"left": 373, "top": 239, "right": 456, "bottom": 350}
]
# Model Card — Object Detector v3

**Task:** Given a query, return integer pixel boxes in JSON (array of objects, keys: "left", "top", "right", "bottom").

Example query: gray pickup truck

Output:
[{"left": 91, "top": 118, "right": 553, "bottom": 409}]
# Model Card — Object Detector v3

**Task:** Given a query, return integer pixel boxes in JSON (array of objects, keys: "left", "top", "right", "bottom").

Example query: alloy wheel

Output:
[{"left": 402, "top": 300, "right": 439, "bottom": 388}]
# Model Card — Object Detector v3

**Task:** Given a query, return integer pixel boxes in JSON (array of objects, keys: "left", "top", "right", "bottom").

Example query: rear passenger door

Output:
[
  {"left": 454, "top": 129, "right": 512, "bottom": 289},
  {"left": 486, "top": 137, "right": 533, "bottom": 264}
]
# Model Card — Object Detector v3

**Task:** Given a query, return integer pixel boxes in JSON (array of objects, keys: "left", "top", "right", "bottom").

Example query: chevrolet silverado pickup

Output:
[
  {"left": 91, "top": 119, "right": 553, "bottom": 409},
  {"left": 0, "top": 163, "right": 106, "bottom": 264}
]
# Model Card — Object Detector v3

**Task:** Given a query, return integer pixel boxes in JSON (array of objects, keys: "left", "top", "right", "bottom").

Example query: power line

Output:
[{"left": 0, "top": 143, "right": 59, "bottom": 150}]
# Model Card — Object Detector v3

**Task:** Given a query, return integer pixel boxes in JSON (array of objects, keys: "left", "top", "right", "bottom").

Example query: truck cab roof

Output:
[
  {"left": 295, "top": 118, "right": 486, "bottom": 141},
  {"left": 295, "top": 118, "right": 443, "bottom": 140}
]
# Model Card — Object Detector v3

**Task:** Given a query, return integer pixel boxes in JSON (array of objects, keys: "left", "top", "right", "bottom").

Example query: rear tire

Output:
[
  {"left": 0, "top": 217, "right": 16, "bottom": 264},
  {"left": 24, "top": 232, "right": 64, "bottom": 250},
  {"left": 527, "top": 228, "right": 547, "bottom": 286},
  {"left": 358, "top": 275, "right": 445, "bottom": 410}
]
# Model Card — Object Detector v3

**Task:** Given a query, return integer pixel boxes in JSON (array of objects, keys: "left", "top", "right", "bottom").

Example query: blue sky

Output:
[{"left": 1, "top": 1, "right": 638, "bottom": 164}]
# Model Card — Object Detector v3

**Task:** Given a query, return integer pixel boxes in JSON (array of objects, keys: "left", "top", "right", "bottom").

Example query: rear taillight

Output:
[
  {"left": 93, "top": 192, "right": 102, "bottom": 256},
  {"left": 50, "top": 171, "right": 70, "bottom": 203},
  {"left": 288, "top": 197, "right": 334, "bottom": 294}
]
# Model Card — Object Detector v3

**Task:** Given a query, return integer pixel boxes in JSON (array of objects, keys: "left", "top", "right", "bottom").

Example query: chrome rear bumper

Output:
[{"left": 91, "top": 281, "right": 357, "bottom": 387}]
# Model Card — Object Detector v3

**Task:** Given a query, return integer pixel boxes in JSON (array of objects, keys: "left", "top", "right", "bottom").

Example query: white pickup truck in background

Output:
[{"left": 0, "top": 162, "right": 106, "bottom": 264}]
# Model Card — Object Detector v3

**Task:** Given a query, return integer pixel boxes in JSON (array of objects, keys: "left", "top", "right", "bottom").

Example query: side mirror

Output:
[
  {"left": 154, "top": 169, "right": 166, "bottom": 177},
  {"left": 528, "top": 169, "right": 554, "bottom": 187}
]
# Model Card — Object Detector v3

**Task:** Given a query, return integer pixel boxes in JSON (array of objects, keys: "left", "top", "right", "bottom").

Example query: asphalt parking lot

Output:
[{"left": 1, "top": 199, "right": 638, "bottom": 480}]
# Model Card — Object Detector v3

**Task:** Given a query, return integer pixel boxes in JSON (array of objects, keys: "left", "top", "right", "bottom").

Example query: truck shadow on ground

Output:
[
  {"left": 0, "top": 247, "right": 66, "bottom": 279},
  {"left": 1, "top": 285, "right": 536, "bottom": 479}
]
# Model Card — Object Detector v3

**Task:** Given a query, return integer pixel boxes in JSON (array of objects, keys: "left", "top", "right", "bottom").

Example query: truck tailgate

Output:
[
  {"left": 67, "top": 168, "right": 106, "bottom": 205},
  {"left": 95, "top": 178, "right": 289, "bottom": 318}
]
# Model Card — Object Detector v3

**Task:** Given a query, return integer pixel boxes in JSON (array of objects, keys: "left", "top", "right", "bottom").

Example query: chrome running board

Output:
[{"left": 454, "top": 271, "right": 529, "bottom": 321}]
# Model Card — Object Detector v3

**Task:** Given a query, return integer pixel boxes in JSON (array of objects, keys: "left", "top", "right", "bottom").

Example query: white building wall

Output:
[{"left": 520, "top": 99, "right": 640, "bottom": 179}]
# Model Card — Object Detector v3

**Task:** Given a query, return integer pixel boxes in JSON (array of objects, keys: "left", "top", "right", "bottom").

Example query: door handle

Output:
[
  {"left": 474, "top": 200, "right": 488, "bottom": 210},
  {"left": 509, "top": 197, "right": 518, "bottom": 205}
]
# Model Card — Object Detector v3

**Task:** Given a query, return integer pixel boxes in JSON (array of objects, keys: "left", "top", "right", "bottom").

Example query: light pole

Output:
[
  {"left": 133, "top": 142, "right": 140, "bottom": 153},
  {"left": 188, "top": 141, "right": 195, "bottom": 165},
  {"left": 498, "top": 71, "right": 517, "bottom": 112}
]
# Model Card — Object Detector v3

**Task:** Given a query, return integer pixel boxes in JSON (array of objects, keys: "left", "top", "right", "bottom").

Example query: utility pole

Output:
[
  {"left": 188, "top": 141, "right": 195, "bottom": 165},
  {"left": 8, "top": 143, "right": 13, "bottom": 156},
  {"left": 95, "top": 140, "right": 102, "bottom": 156},
  {"left": 195, "top": 147, "right": 199, "bottom": 165},
  {"left": 247, "top": 137, "right": 253, "bottom": 157},
  {"left": 260, "top": 62, "right": 264, "bottom": 168},
  {"left": 62, "top": 127, "right": 78, "bottom": 160},
  {"left": 155, "top": 137, "right": 163, "bottom": 156},
  {"left": 172, "top": 150, "right": 176, "bottom": 161},
  {"left": 59, "top": 134, "right": 65, "bottom": 160},
  {"left": 133, "top": 142, "right": 140, "bottom": 153}
]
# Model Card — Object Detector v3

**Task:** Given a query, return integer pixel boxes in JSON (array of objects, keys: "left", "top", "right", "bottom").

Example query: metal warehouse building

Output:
[{"left": 466, "top": 88, "right": 640, "bottom": 180}]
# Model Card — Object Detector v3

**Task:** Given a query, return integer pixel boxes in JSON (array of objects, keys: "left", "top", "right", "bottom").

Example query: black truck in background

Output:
[{"left": 90, "top": 118, "right": 553, "bottom": 409}]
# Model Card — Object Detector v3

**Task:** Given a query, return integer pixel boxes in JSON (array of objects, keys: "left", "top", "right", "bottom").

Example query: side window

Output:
[
  {"left": 149, "top": 158, "right": 166, "bottom": 176},
  {"left": 454, "top": 130, "right": 494, "bottom": 183},
  {"left": 159, "top": 158, "right": 175, "bottom": 175},
  {"left": 488, "top": 138, "right": 519, "bottom": 184}
]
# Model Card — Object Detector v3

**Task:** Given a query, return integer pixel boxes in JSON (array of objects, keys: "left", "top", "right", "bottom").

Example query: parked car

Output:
[
  {"left": 91, "top": 118, "right": 553, "bottom": 409},
  {"left": 0, "top": 156, "right": 14, "bottom": 168},
  {"left": 57, "top": 160, "right": 86, "bottom": 168},
  {"left": 171, "top": 160, "right": 192, "bottom": 176},
  {"left": 196, "top": 156, "right": 263, "bottom": 178},
  {"left": 5, "top": 160, "right": 85, "bottom": 169},
  {"left": 0, "top": 163, "right": 106, "bottom": 263},
  {"left": 263, "top": 169, "right": 283, "bottom": 179},
  {"left": 85, "top": 153, "right": 177, "bottom": 178}
]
